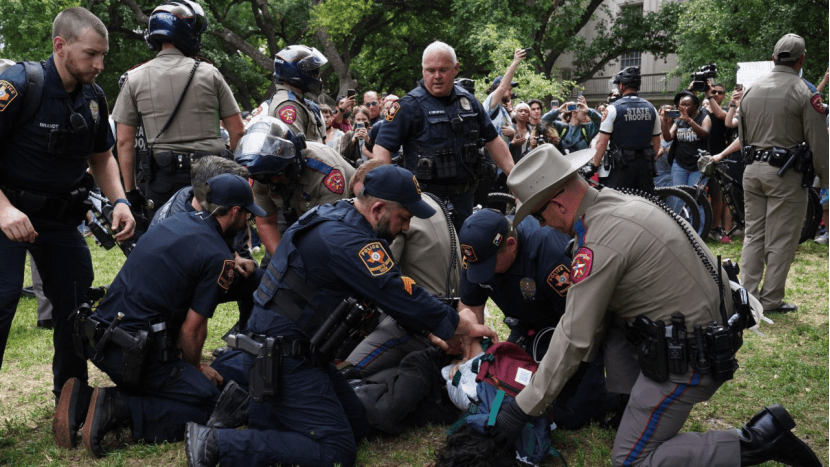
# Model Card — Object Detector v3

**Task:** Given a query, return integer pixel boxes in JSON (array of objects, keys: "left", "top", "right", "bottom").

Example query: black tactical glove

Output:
[
  {"left": 125, "top": 189, "right": 146, "bottom": 210},
  {"left": 582, "top": 163, "right": 599, "bottom": 178},
  {"left": 491, "top": 398, "right": 530, "bottom": 446}
]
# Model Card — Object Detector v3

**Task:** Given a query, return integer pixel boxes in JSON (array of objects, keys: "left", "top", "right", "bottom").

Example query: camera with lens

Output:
[
  {"left": 690, "top": 63, "right": 717, "bottom": 92},
  {"left": 536, "top": 135, "right": 546, "bottom": 146}
]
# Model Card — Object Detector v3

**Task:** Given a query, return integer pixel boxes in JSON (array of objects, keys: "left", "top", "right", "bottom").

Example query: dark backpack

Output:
[{"left": 0, "top": 61, "right": 46, "bottom": 125}]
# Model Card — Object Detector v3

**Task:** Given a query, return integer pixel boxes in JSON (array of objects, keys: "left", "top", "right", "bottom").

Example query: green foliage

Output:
[{"left": 673, "top": 0, "right": 829, "bottom": 92}]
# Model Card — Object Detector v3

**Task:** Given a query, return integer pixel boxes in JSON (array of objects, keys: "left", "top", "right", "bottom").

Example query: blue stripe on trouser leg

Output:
[{"left": 623, "top": 371, "right": 701, "bottom": 466}]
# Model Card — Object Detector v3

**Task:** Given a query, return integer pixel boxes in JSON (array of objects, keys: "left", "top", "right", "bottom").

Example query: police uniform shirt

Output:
[
  {"left": 515, "top": 187, "right": 731, "bottom": 416},
  {"left": 388, "top": 194, "right": 460, "bottom": 297},
  {"left": 92, "top": 211, "right": 234, "bottom": 332},
  {"left": 0, "top": 57, "right": 114, "bottom": 194},
  {"left": 246, "top": 201, "right": 459, "bottom": 341},
  {"left": 112, "top": 48, "right": 239, "bottom": 154},
  {"left": 252, "top": 141, "right": 355, "bottom": 217},
  {"left": 740, "top": 65, "right": 829, "bottom": 187},
  {"left": 374, "top": 81, "right": 499, "bottom": 174},
  {"left": 267, "top": 83, "right": 324, "bottom": 143},
  {"left": 599, "top": 95, "right": 660, "bottom": 150},
  {"left": 148, "top": 185, "right": 195, "bottom": 230},
  {"left": 460, "top": 217, "right": 571, "bottom": 331}
]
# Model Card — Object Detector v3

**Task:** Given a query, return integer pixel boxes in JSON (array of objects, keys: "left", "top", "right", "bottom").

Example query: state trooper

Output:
[
  {"left": 490, "top": 145, "right": 822, "bottom": 467},
  {"left": 238, "top": 117, "right": 354, "bottom": 256},
  {"left": 737, "top": 33, "right": 828, "bottom": 314},
  {"left": 185, "top": 165, "right": 495, "bottom": 467},
  {"left": 54, "top": 174, "right": 265, "bottom": 458},
  {"left": 373, "top": 41, "right": 514, "bottom": 229},
  {"left": 268, "top": 45, "right": 327, "bottom": 143},
  {"left": 588, "top": 66, "right": 661, "bottom": 193},
  {"left": 0, "top": 7, "right": 134, "bottom": 403},
  {"left": 113, "top": 0, "right": 245, "bottom": 217}
]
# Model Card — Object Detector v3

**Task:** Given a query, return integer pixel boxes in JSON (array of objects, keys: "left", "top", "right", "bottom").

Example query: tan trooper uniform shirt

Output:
[
  {"left": 389, "top": 194, "right": 461, "bottom": 298},
  {"left": 739, "top": 65, "right": 829, "bottom": 188},
  {"left": 267, "top": 84, "right": 325, "bottom": 143},
  {"left": 112, "top": 48, "right": 240, "bottom": 153},
  {"left": 252, "top": 141, "right": 354, "bottom": 217},
  {"left": 515, "top": 187, "right": 733, "bottom": 416}
]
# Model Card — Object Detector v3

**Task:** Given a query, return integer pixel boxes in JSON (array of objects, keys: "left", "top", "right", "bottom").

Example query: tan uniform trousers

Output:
[
  {"left": 612, "top": 369, "right": 740, "bottom": 467},
  {"left": 740, "top": 161, "right": 808, "bottom": 310}
]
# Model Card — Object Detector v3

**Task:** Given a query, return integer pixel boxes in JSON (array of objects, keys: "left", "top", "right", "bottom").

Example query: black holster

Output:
[
  {"left": 626, "top": 315, "right": 669, "bottom": 382},
  {"left": 226, "top": 333, "right": 281, "bottom": 402}
]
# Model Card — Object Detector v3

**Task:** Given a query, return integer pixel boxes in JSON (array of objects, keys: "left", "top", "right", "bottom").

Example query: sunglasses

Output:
[
  {"left": 531, "top": 189, "right": 565, "bottom": 223},
  {"left": 367, "top": 101, "right": 379, "bottom": 107},
  {"left": 711, "top": 90, "right": 725, "bottom": 95}
]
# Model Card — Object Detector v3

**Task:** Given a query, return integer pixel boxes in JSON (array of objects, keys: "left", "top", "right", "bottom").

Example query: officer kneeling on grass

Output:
[
  {"left": 488, "top": 144, "right": 823, "bottom": 467},
  {"left": 184, "top": 165, "right": 495, "bottom": 467},
  {"left": 53, "top": 174, "right": 266, "bottom": 458}
]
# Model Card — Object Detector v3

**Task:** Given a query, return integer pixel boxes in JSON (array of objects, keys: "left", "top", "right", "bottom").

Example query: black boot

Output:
[
  {"left": 207, "top": 380, "right": 250, "bottom": 428},
  {"left": 185, "top": 422, "right": 219, "bottom": 467},
  {"left": 53, "top": 377, "right": 92, "bottom": 448},
  {"left": 740, "top": 404, "right": 822, "bottom": 467},
  {"left": 81, "top": 387, "right": 131, "bottom": 458}
]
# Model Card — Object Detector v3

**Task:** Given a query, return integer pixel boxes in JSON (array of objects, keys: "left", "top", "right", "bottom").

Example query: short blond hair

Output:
[{"left": 53, "top": 7, "right": 107, "bottom": 43}]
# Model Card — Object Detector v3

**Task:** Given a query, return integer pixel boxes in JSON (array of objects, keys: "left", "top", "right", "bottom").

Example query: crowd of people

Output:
[{"left": 0, "top": 2, "right": 827, "bottom": 467}]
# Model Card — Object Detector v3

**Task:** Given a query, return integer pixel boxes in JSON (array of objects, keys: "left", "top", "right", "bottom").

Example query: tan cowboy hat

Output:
[{"left": 507, "top": 144, "right": 595, "bottom": 226}]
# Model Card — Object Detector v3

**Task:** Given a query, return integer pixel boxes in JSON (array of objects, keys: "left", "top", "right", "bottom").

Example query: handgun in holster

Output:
[
  {"left": 90, "top": 313, "right": 148, "bottom": 385},
  {"left": 626, "top": 315, "right": 669, "bottom": 382},
  {"left": 225, "top": 333, "right": 280, "bottom": 402},
  {"left": 794, "top": 144, "right": 815, "bottom": 187}
]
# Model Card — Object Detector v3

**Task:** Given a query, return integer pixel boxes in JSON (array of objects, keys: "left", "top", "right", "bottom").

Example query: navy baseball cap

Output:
[
  {"left": 458, "top": 209, "right": 510, "bottom": 283},
  {"left": 492, "top": 75, "right": 519, "bottom": 88},
  {"left": 361, "top": 165, "right": 435, "bottom": 219},
  {"left": 205, "top": 173, "right": 266, "bottom": 217}
]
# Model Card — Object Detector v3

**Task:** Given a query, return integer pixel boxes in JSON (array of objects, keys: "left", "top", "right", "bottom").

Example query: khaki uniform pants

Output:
[
  {"left": 612, "top": 370, "right": 739, "bottom": 467},
  {"left": 740, "top": 162, "right": 808, "bottom": 310}
]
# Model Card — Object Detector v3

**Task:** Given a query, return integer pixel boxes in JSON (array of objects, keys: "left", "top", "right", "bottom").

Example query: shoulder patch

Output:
[
  {"left": 217, "top": 259, "right": 235, "bottom": 290},
  {"left": 359, "top": 242, "right": 395, "bottom": 276},
  {"left": 279, "top": 105, "right": 297, "bottom": 124},
  {"left": 323, "top": 169, "right": 345, "bottom": 194},
  {"left": 810, "top": 94, "right": 824, "bottom": 114},
  {"left": 546, "top": 264, "right": 571, "bottom": 297},
  {"left": 386, "top": 101, "right": 400, "bottom": 122},
  {"left": 571, "top": 247, "right": 593, "bottom": 284},
  {"left": 401, "top": 276, "right": 416, "bottom": 295},
  {"left": 461, "top": 244, "right": 477, "bottom": 262},
  {"left": 0, "top": 80, "right": 19, "bottom": 112}
]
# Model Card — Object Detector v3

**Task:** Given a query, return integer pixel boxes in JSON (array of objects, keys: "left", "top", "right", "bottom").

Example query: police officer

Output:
[
  {"left": 239, "top": 117, "right": 354, "bottom": 255},
  {"left": 457, "top": 205, "right": 614, "bottom": 430},
  {"left": 268, "top": 45, "right": 327, "bottom": 143},
  {"left": 344, "top": 160, "right": 462, "bottom": 379},
  {"left": 373, "top": 41, "right": 514, "bottom": 229},
  {"left": 492, "top": 145, "right": 822, "bottom": 467},
  {"left": 0, "top": 7, "right": 135, "bottom": 400},
  {"left": 53, "top": 174, "right": 266, "bottom": 457},
  {"left": 113, "top": 0, "right": 245, "bottom": 217},
  {"left": 589, "top": 66, "right": 661, "bottom": 193},
  {"left": 738, "top": 33, "right": 829, "bottom": 314},
  {"left": 185, "top": 165, "right": 494, "bottom": 467}
]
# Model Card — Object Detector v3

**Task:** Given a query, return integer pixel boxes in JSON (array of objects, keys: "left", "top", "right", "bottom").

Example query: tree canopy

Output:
[{"left": 0, "top": 0, "right": 825, "bottom": 109}]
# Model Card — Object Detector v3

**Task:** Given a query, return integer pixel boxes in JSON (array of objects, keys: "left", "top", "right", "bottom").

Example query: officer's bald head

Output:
[{"left": 53, "top": 7, "right": 108, "bottom": 43}]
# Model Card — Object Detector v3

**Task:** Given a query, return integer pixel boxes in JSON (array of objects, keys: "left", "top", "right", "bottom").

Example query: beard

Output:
[
  {"left": 374, "top": 211, "right": 397, "bottom": 243},
  {"left": 66, "top": 53, "right": 99, "bottom": 85},
  {"left": 223, "top": 211, "right": 248, "bottom": 240}
]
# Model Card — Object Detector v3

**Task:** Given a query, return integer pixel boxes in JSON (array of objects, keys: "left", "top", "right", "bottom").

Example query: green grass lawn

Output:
[{"left": 0, "top": 235, "right": 826, "bottom": 466}]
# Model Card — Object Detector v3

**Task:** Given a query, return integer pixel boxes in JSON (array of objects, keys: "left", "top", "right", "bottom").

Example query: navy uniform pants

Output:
[
  {"left": 0, "top": 220, "right": 92, "bottom": 397},
  {"left": 605, "top": 158, "right": 655, "bottom": 195},
  {"left": 91, "top": 344, "right": 219, "bottom": 443},
  {"left": 215, "top": 353, "right": 369, "bottom": 467}
]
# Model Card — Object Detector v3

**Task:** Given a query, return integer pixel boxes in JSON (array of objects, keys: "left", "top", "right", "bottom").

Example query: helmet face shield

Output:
[
  {"left": 273, "top": 45, "right": 328, "bottom": 95},
  {"left": 234, "top": 116, "right": 300, "bottom": 181}
]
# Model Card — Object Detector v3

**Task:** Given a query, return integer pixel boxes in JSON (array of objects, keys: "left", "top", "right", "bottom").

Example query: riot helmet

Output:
[
  {"left": 613, "top": 66, "right": 641, "bottom": 89},
  {"left": 234, "top": 117, "right": 304, "bottom": 184},
  {"left": 145, "top": 1, "right": 207, "bottom": 57},
  {"left": 273, "top": 45, "right": 328, "bottom": 95}
]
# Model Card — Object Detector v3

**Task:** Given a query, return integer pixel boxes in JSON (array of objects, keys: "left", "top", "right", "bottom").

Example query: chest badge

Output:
[
  {"left": 89, "top": 100, "right": 99, "bottom": 123},
  {"left": 459, "top": 97, "right": 471, "bottom": 111},
  {"left": 519, "top": 277, "right": 536, "bottom": 300}
]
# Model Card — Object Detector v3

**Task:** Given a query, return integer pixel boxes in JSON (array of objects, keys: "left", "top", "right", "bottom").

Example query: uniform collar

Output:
[
  {"left": 336, "top": 200, "right": 376, "bottom": 236},
  {"left": 771, "top": 65, "right": 798, "bottom": 76},
  {"left": 572, "top": 186, "right": 600, "bottom": 243},
  {"left": 157, "top": 48, "right": 186, "bottom": 58}
]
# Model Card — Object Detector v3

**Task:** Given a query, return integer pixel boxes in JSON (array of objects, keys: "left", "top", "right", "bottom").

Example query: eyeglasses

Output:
[
  {"left": 711, "top": 90, "right": 725, "bottom": 95},
  {"left": 531, "top": 189, "right": 564, "bottom": 223},
  {"left": 367, "top": 101, "right": 379, "bottom": 107}
]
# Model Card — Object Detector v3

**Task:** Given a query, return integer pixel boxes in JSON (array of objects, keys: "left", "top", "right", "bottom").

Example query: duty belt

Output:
[
  {"left": 743, "top": 146, "right": 793, "bottom": 168},
  {"left": 421, "top": 179, "right": 475, "bottom": 198},
  {"left": 226, "top": 332, "right": 325, "bottom": 366}
]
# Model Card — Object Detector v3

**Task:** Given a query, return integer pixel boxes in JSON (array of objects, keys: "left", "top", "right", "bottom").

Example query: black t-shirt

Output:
[
  {"left": 708, "top": 105, "right": 728, "bottom": 154},
  {"left": 673, "top": 109, "right": 709, "bottom": 171}
]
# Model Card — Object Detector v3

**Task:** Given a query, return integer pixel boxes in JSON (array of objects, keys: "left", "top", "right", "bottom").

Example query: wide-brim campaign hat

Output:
[{"left": 507, "top": 144, "right": 595, "bottom": 226}]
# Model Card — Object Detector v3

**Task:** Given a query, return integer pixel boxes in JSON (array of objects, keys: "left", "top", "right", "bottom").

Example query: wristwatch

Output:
[{"left": 113, "top": 198, "right": 131, "bottom": 207}]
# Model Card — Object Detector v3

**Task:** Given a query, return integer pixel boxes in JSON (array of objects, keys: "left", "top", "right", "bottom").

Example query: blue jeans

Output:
[
  {"left": 216, "top": 354, "right": 369, "bottom": 467},
  {"left": 670, "top": 162, "right": 703, "bottom": 188},
  {"left": 0, "top": 220, "right": 92, "bottom": 397}
]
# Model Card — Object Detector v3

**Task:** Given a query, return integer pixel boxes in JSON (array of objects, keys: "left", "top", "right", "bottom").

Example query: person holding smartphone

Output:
[
  {"left": 540, "top": 95, "right": 601, "bottom": 154},
  {"left": 341, "top": 106, "right": 372, "bottom": 164}
]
